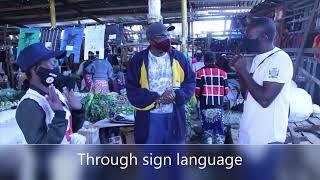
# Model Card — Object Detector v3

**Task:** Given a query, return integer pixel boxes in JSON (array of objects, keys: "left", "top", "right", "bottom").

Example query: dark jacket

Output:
[
  {"left": 126, "top": 47, "right": 196, "bottom": 143},
  {"left": 16, "top": 85, "right": 85, "bottom": 144}
]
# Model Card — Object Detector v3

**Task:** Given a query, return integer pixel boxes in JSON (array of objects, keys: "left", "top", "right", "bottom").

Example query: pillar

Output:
[
  {"left": 50, "top": 0, "right": 57, "bottom": 28},
  {"left": 148, "top": 0, "right": 162, "bottom": 24},
  {"left": 181, "top": 0, "right": 188, "bottom": 53}
]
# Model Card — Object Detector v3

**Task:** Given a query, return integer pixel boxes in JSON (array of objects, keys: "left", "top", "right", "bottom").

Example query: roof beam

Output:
[
  {"left": 190, "top": 0, "right": 262, "bottom": 2},
  {"left": 57, "top": 0, "right": 104, "bottom": 24}
]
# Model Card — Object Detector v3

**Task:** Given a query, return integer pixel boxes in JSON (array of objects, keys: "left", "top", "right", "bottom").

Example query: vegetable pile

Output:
[
  {"left": 185, "top": 95, "right": 197, "bottom": 128},
  {"left": 80, "top": 92, "right": 134, "bottom": 123},
  {"left": 0, "top": 89, "right": 25, "bottom": 111}
]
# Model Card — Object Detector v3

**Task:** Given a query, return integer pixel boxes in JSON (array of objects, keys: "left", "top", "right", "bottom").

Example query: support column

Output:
[
  {"left": 181, "top": 0, "right": 188, "bottom": 53},
  {"left": 50, "top": 0, "right": 57, "bottom": 28},
  {"left": 148, "top": 0, "right": 162, "bottom": 24},
  {"left": 191, "top": 21, "right": 194, "bottom": 56}
]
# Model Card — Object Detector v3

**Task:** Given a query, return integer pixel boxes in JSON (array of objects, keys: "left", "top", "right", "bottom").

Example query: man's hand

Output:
[
  {"left": 63, "top": 87, "right": 82, "bottom": 110},
  {"left": 46, "top": 85, "right": 64, "bottom": 111},
  {"left": 156, "top": 88, "right": 176, "bottom": 104},
  {"left": 228, "top": 55, "right": 248, "bottom": 75}
]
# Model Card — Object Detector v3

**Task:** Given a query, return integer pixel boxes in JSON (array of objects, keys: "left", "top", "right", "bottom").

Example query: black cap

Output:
[
  {"left": 146, "top": 22, "right": 175, "bottom": 39},
  {"left": 17, "top": 43, "right": 66, "bottom": 71}
]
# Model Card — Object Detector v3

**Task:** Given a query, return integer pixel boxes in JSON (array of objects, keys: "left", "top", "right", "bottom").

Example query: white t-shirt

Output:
[
  {"left": 239, "top": 47, "right": 293, "bottom": 144},
  {"left": 148, "top": 51, "right": 173, "bottom": 114}
]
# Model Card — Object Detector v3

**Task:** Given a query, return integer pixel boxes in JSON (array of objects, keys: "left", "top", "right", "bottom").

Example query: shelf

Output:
[{"left": 283, "top": 48, "right": 320, "bottom": 54}]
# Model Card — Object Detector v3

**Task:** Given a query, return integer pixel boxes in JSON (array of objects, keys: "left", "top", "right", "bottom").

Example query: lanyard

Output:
[{"left": 250, "top": 50, "right": 282, "bottom": 76}]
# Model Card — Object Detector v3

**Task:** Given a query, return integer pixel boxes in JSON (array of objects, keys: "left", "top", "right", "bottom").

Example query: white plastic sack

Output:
[
  {"left": 70, "top": 133, "right": 86, "bottom": 144},
  {"left": 77, "top": 121, "right": 100, "bottom": 144},
  {"left": 289, "top": 87, "right": 313, "bottom": 122},
  {"left": 313, "top": 104, "right": 320, "bottom": 117}
]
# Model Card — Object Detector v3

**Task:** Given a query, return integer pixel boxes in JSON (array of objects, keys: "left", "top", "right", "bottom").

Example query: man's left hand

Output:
[
  {"left": 159, "top": 88, "right": 176, "bottom": 104},
  {"left": 229, "top": 55, "right": 248, "bottom": 75},
  {"left": 63, "top": 87, "right": 82, "bottom": 110}
]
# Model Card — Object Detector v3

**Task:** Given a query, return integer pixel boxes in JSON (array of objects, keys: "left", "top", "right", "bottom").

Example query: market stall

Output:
[{"left": 75, "top": 91, "right": 135, "bottom": 144}]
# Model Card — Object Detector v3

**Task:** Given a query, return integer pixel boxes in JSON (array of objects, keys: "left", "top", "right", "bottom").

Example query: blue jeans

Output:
[{"left": 146, "top": 113, "right": 184, "bottom": 144}]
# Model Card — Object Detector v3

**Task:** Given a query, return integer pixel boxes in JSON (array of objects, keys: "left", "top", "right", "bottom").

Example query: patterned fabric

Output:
[
  {"left": 312, "top": 35, "right": 320, "bottom": 60},
  {"left": 200, "top": 108, "right": 225, "bottom": 144},
  {"left": 60, "top": 27, "right": 84, "bottom": 63},
  {"left": 17, "top": 28, "right": 40, "bottom": 57},
  {"left": 40, "top": 29, "right": 62, "bottom": 51},
  {"left": 93, "top": 80, "right": 109, "bottom": 95},
  {"left": 84, "top": 73, "right": 93, "bottom": 91},
  {"left": 148, "top": 51, "right": 173, "bottom": 114},
  {"left": 195, "top": 65, "right": 229, "bottom": 109}
]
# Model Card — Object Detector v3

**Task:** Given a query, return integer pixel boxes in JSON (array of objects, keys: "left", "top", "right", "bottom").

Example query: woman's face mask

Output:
[
  {"left": 36, "top": 66, "right": 61, "bottom": 87},
  {"left": 153, "top": 38, "right": 171, "bottom": 52}
]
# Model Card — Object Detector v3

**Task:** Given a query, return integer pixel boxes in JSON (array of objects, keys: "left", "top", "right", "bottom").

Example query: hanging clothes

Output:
[
  {"left": 60, "top": 27, "right": 84, "bottom": 63},
  {"left": 312, "top": 35, "right": 320, "bottom": 60},
  {"left": 40, "top": 29, "right": 62, "bottom": 51},
  {"left": 105, "top": 24, "right": 123, "bottom": 46},
  {"left": 84, "top": 25, "right": 106, "bottom": 60},
  {"left": 17, "top": 28, "right": 40, "bottom": 57},
  {"left": 297, "top": 33, "right": 304, "bottom": 48}
]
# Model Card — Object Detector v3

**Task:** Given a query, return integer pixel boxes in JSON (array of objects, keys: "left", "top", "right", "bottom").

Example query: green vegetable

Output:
[
  {"left": 185, "top": 95, "right": 197, "bottom": 129},
  {"left": 81, "top": 92, "right": 134, "bottom": 122}
]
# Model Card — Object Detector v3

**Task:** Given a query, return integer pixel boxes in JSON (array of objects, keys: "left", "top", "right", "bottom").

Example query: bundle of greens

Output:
[
  {"left": 185, "top": 95, "right": 197, "bottom": 128},
  {"left": 0, "top": 89, "right": 25, "bottom": 111},
  {"left": 81, "top": 93, "right": 134, "bottom": 123}
]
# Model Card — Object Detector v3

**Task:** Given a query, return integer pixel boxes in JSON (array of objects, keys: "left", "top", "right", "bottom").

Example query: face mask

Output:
[
  {"left": 244, "top": 37, "right": 260, "bottom": 54},
  {"left": 36, "top": 67, "right": 61, "bottom": 87},
  {"left": 153, "top": 38, "right": 171, "bottom": 52}
]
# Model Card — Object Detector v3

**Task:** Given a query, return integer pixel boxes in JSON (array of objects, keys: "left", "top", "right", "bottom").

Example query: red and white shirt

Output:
[{"left": 195, "top": 65, "right": 229, "bottom": 109}]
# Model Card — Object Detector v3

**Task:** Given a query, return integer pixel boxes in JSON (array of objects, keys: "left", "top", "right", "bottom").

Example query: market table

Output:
[
  {"left": 78, "top": 118, "right": 134, "bottom": 144},
  {"left": 0, "top": 109, "right": 26, "bottom": 144}
]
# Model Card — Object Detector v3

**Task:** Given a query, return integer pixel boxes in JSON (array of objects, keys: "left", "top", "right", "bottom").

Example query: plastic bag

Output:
[
  {"left": 313, "top": 104, "right": 320, "bottom": 117},
  {"left": 70, "top": 133, "right": 86, "bottom": 144},
  {"left": 77, "top": 121, "right": 100, "bottom": 144},
  {"left": 289, "top": 87, "right": 313, "bottom": 122}
]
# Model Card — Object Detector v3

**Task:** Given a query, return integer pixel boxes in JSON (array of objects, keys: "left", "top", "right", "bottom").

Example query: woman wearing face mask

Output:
[{"left": 16, "top": 43, "right": 86, "bottom": 144}]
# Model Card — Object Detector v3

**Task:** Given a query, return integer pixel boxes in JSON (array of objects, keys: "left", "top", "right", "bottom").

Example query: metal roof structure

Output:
[{"left": 0, "top": 0, "right": 265, "bottom": 27}]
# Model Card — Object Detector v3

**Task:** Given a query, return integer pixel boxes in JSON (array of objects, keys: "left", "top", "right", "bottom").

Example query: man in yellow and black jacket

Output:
[{"left": 126, "top": 22, "right": 195, "bottom": 144}]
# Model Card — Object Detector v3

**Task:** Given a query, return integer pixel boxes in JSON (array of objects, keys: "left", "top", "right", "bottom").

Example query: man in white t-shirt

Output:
[{"left": 230, "top": 17, "right": 293, "bottom": 144}]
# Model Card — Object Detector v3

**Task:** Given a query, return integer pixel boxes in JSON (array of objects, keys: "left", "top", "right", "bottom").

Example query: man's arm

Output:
[
  {"left": 16, "top": 99, "right": 68, "bottom": 144},
  {"left": 195, "top": 70, "right": 204, "bottom": 98},
  {"left": 223, "top": 73, "right": 230, "bottom": 96},
  {"left": 125, "top": 55, "right": 160, "bottom": 111},
  {"left": 71, "top": 108, "right": 85, "bottom": 133},
  {"left": 239, "top": 70, "right": 284, "bottom": 108},
  {"left": 238, "top": 75, "right": 247, "bottom": 97},
  {"left": 174, "top": 57, "right": 196, "bottom": 105}
]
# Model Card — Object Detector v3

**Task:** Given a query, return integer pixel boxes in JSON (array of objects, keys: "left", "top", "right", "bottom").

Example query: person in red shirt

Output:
[{"left": 195, "top": 51, "right": 229, "bottom": 144}]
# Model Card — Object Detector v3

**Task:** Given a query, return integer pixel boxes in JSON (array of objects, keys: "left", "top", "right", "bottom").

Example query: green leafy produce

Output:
[
  {"left": 0, "top": 89, "right": 26, "bottom": 111},
  {"left": 81, "top": 93, "right": 134, "bottom": 122},
  {"left": 185, "top": 95, "right": 197, "bottom": 128}
]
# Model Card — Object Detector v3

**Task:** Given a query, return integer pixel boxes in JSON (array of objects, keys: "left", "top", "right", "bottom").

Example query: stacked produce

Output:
[
  {"left": 80, "top": 92, "right": 134, "bottom": 123},
  {"left": 0, "top": 89, "right": 25, "bottom": 111},
  {"left": 185, "top": 95, "right": 197, "bottom": 128}
]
